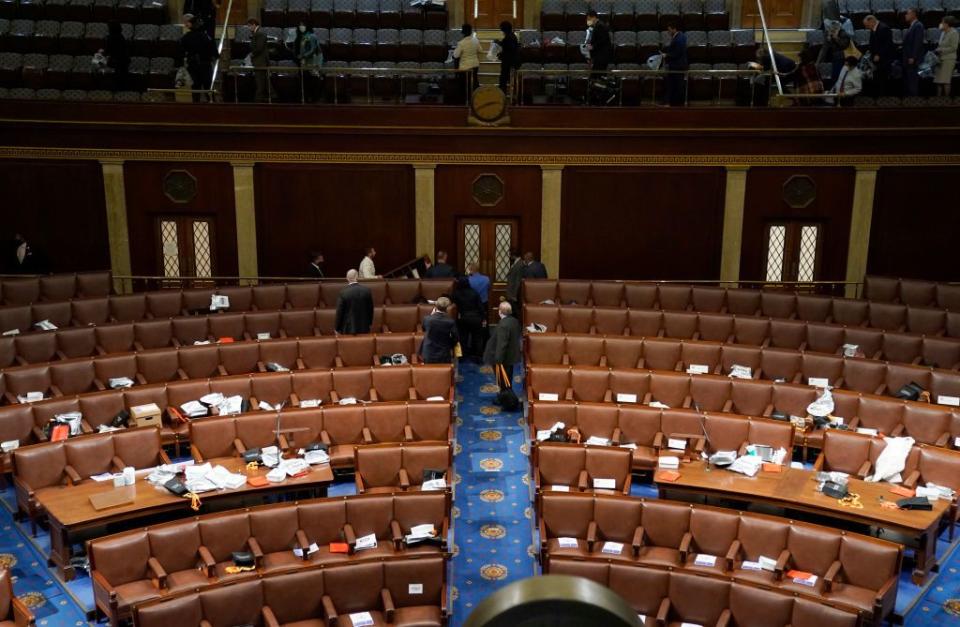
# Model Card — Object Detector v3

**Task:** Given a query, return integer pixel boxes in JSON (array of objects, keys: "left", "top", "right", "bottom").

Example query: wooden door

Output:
[
  {"left": 763, "top": 221, "right": 823, "bottom": 283},
  {"left": 741, "top": 0, "right": 802, "bottom": 29},
  {"left": 468, "top": 0, "right": 523, "bottom": 29},
  {"left": 157, "top": 216, "right": 217, "bottom": 281},
  {"left": 458, "top": 218, "right": 519, "bottom": 319},
  {"left": 217, "top": 0, "right": 247, "bottom": 30}
]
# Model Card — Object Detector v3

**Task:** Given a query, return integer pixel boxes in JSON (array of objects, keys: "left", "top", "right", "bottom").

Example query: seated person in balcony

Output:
[
  {"left": 585, "top": 10, "right": 612, "bottom": 72},
  {"left": 661, "top": 21, "right": 688, "bottom": 107},
  {"left": 826, "top": 55, "right": 862, "bottom": 105},
  {"left": 796, "top": 46, "right": 825, "bottom": 104}
]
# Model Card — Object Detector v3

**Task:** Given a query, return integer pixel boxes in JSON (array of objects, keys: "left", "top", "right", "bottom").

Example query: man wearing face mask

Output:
[{"left": 585, "top": 10, "right": 612, "bottom": 72}]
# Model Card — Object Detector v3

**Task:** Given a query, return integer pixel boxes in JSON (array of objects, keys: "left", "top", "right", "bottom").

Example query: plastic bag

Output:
[
  {"left": 175, "top": 66, "right": 193, "bottom": 89},
  {"left": 646, "top": 53, "right": 663, "bottom": 71},
  {"left": 486, "top": 41, "right": 500, "bottom": 62},
  {"left": 806, "top": 388, "right": 835, "bottom": 418}
]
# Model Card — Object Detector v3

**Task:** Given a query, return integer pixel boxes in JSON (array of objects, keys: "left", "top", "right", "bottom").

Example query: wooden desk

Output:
[
  {"left": 38, "top": 459, "right": 334, "bottom": 581},
  {"left": 655, "top": 461, "right": 949, "bottom": 584}
]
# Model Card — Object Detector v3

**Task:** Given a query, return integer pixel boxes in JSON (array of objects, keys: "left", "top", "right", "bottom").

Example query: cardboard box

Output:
[{"left": 130, "top": 403, "right": 162, "bottom": 429}]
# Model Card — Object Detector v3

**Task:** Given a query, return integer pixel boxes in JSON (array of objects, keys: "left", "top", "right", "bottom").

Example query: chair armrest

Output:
[
  {"left": 762, "top": 403, "right": 773, "bottom": 416},
  {"left": 198, "top": 545, "right": 216, "bottom": 576},
  {"left": 147, "top": 557, "right": 168, "bottom": 589},
  {"left": 715, "top": 608, "right": 731, "bottom": 627},
  {"left": 823, "top": 559, "right": 842, "bottom": 592},
  {"left": 399, "top": 468, "right": 411, "bottom": 490},
  {"left": 355, "top": 470, "right": 366, "bottom": 494},
  {"left": 653, "top": 432, "right": 663, "bottom": 450},
  {"left": 409, "top": 386, "right": 418, "bottom": 400},
  {"left": 586, "top": 520, "right": 597, "bottom": 552},
  {"left": 775, "top": 549, "right": 790, "bottom": 580},
  {"left": 262, "top": 606, "right": 281, "bottom": 627},
  {"left": 135, "top": 373, "right": 147, "bottom": 385},
  {"left": 678, "top": 532, "right": 692, "bottom": 563},
  {"left": 390, "top": 520, "right": 403, "bottom": 550},
  {"left": 11, "top": 594, "right": 34, "bottom": 627},
  {"left": 812, "top": 454, "right": 825, "bottom": 472},
  {"left": 247, "top": 537, "right": 265, "bottom": 567},
  {"left": 404, "top": 424, "right": 414, "bottom": 441},
  {"left": 217, "top": 365, "right": 228, "bottom": 377},
  {"left": 256, "top": 361, "right": 267, "bottom": 373},
  {"left": 80, "top": 419, "right": 94, "bottom": 434},
  {"left": 674, "top": 360, "right": 683, "bottom": 372},
  {"left": 564, "top": 388, "right": 574, "bottom": 401},
  {"left": 631, "top": 525, "right": 645, "bottom": 556},
  {"left": 175, "top": 368, "right": 189, "bottom": 381},
  {"left": 903, "top": 470, "right": 921, "bottom": 489},
  {"left": 233, "top": 438, "right": 246, "bottom": 456},
  {"left": 159, "top": 450, "right": 172, "bottom": 465},
  {"left": 381, "top": 588, "right": 395, "bottom": 623},
  {"left": 577, "top": 469, "right": 588, "bottom": 491},
  {"left": 857, "top": 460, "right": 872, "bottom": 478},
  {"left": 322, "top": 595, "right": 338, "bottom": 627},
  {"left": 369, "top": 388, "right": 379, "bottom": 402},
  {"left": 111, "top": 456, "right": 125, "bottom": 473},
  {"left": 875, "top": 573, "right": 899, "bottom": 602},
  {"left": 874, "top": 383, "right": 886, "bottom": 395},
  {"left": 538, "top": 518, "right": 547, "bottom": 550},
  {"left": 611, "top": 427, "right": 622, "bottom": 446},
  {"left": 63, "top": 465, "right": 82, "bottom": 485},
  {"left": 343, "top": 523, "right": 358, "bottom": 553},
  {"left": 31, "top": 425, "right": 46, "bottom": 442},
  {"left": 93, "top": 378, "right": 106, "bottom": 391},
  {"left": 320, "top": 430, "right": 332, "bottom": 446},
  {"left": 656, "top": 598, "right": 671, "bottom": 625},
  {"left": 682, "top": 395, "right": 692, "bottom": 408},
  {"left": 935, "top": 432, "right": 950, "bottom": 448},
  {"left": 190, "top": 445, "right": 205, "bottom": 463},
  {"left": 724, "top": 539, "right": 741, "bottom": 571},
  {"left": 603, "top": 389, "right": 612, "bottom": 402},
  {"left": 362, "top": 427, "right": 374, "bottom": 444},
  {"left": 296, "top": 358, "right": 306, "bottom": 370},
  {"left": 848, "top": 417, "right": 861, "bottom": 430},
  {"left": 330, "top": 391, "right": 341, "bottom": 403}
]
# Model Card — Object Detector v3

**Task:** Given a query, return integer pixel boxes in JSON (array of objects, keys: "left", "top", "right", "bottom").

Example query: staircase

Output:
[
  {"left": 476, "top": 28, "right": 504, "bottom": 86},
  {"left": 761, "top": 28, "right": 812, "bottom": 62}
]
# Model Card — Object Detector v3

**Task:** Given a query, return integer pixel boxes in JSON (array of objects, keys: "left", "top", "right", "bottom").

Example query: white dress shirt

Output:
[{"left": 359, "top": 256, "right": 377, "bottom": 279}]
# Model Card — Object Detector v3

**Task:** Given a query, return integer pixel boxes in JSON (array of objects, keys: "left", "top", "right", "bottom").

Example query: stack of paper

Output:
[
  {"left": 585, "top": 436, "right": 610, "bottom": 446},
  {"left": 216, "top": 395, "right": 244, "bottom": 415},
  {"left": 279, "top": 458, "right": 309, "bottom": 477},
  {"left": 303, "top": 450, "right": 330, "bottom": 465},
  {"left": 557, "top": 537, "right": 578, "bottom": 548},
  {"left": 658, "top": 456, "right": 680, "bottom": 469},
  {"left": 601, "top": 541, "right": 623, "bottom": 555},
  {"left": 300, "top": 399, "right": 322, "bottom": 408},
  {"left": 108, "top": 377, "right": 134, "bottom": 389},
  {"left": 266, "top": 467, "right": 287, "bottom": 483},
  {"left": 200, "top": 392, "right": 225, "bottom": 405},
  {"left": 180, "top": 400, "right": 208, "bottom": 417},
  {"left": 728, "top": 455, "right": 763, "bottom": 477},
  {"left": 616, "top": 393, "right": 637, "bottom": 403},
  {"left": 694, "top": 554, "right": 717, "bottom": 567},
  {"left": 667, "top": 437, "right": 687, "bottom": 451},
  {"left": 258, "top": 401, "right": 275, "bottom": 411},
  {"left": 339, "top": 397, "right": 358, "bottom": 405},
  {"left": 17, "top": 392, "right": 44, "bottom": 403},
  {"left": 422, "top": 477, "right": 447, "bottom": 491},
  {"left": 649, "top": 401, "right": 670, "bottom": 409},
  {"left": 261, "top": 446, "right": 280, "bottom": 468},
  {"left": 205, "top": 465, "right": 247, "bottom": 490},
  {"left": 728, "top": 365, "right": 753, "bottom": 379},
  {"left": 35, "top": 320, "right": 57, "bottom": 331},
  {"left": 355, "top": 533, "right": 378, "bottom": 551},
  {"left": 686, "top": 364, "right": 709, "bottom": 375}
]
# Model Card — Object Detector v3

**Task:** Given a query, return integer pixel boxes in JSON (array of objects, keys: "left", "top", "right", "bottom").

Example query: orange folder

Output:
[{"left": 657, "top": 470, "right": 681, "bottom": 482}]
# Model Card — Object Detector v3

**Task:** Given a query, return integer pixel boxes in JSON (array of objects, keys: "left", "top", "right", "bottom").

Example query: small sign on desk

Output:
[{"left": 89, "top": 486, "right": 136, "bottom": 511}]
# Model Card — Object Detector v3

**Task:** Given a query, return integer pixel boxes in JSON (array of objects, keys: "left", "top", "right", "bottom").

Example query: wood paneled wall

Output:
[
  {"left": 867, "top": 167, "right": 960, "bottom": 281},
  {"left": 559, "top": 167, "right": 727, "bottom": 280},
  {"left": 434, "top": 165, "right": 543, "bottom": 272},
  {"left": 123, "top": 162, "right": 238, "bottom": 277},
  {"left": 740, "top": 167, "right": 855, "bottom": 283},
  {"left": 0, "top": 160, "right": 109, "bottom": 273},
  {"left": 255, "top": 164, "right": 415, "bottom": 279}
]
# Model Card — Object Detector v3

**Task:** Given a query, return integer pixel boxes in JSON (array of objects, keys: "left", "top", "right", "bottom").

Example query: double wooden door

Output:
[
  {"left": 467, "top": 0, "right": 523, "bottom": 29},
  {"left": 741, "top": 0, "right": 803, "bottom": 29},
  {"left": 763, "top": 221, "right": 823, "bottom": 283},
  {"left": 457, "top": 218, "right": 518, "bottom": 282},
  {"left": 157, "top": 215, "right": 217, "bottom": 281}
]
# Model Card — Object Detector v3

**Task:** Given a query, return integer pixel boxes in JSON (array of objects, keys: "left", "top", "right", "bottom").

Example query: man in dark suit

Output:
[
  {"left": 335, "top": 269, "right": 374, "bottom": 334},
  {"left": 307, "top": 251, "right": 324, "bottom": 278},
  {"left": 662, "top": 21, "right": 688, "bottom": 106},
  {"left": 176, "top": 15, "right": 216, "bottom": 102},
  {"left": 504, "top": 251, "right": 525, "bottom": 321},
  {"left": 902, "top": 8, "right": 925, "bottom": 96},
  {"left": 425, "top": 250, "right": 455, "bottom": 279},
  {"left": 248, "top": 18, "right": 271, "bottom": 102},
  {"left": 586, "top": 10, "right": 612, "bottom": 72},
  {"left": 522, "top": 252, "right": 548, "bottom": 280},
  {"left": 484, "top": 301, "right": 522, "bottom": 389},
  {"left": 419, "top": 297, "right": 459, "bottom": 364},
  {"left": 864, "top": 15, "right": 894, "bottom": 96}
]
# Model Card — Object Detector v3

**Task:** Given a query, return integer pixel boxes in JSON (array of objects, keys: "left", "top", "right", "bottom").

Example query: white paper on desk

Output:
[
  {"left": 687, "top": 364, "right": 709, "bottom": 375},
  {"left": 956, "top": 436, "right": 960, "bottom": 448},
  {"left": 185, "top": 477, "right": 218, "bottom": 493},
  {"left": 181, "top": 400, "right": 208, "bottom": 417},
  {"left": 410, "top": 524, "right": 436, "bottom": 538},
  {"left": 256, "top": 332, "right": 271, "bottom": 340},
  {"left": 422, "top": 477, "right": 447, "bottom": 491},
  {"left": 0, "top": 439, "right": 19, "bottom": 453},
  {"left": 427, "top": 396, "right": 445, "bottom": 402},
  {"left": 108, "top": 377, "right": 134, "bottom": 389},
  {"left": 205, "top": 465, "right": 239, "bottom": 489},
  {"left": 593, "top": 478, "right": 616, "bottom": 489},
  {"left": 185, "top": 463, "right": 212, "bottom": 482},
  {"left": 937, "top": 395, "right": 960, "bottom": 407},
  {"left": 616, "top": 393, "right": 637, "bottom": 403},
  {"left": 536, "top": 429, "right": 553, "bottom": 442},
  {"left": 350, "top": 612, "right": 375, "bottom": 627},
  {"left": 658, "top": 456, "right": 680, "bottom": 469},
  {"left": 217, "top": 395, "right": 244, "bottom": 415},
  {"left": 601, "top": 541, "right": 623, "bottom": 555},
  {"left": 856, "top": 427, "right": 879, "bottom": 436},
  {"left": 638, "top": 615, "right": 647, "bottom": 623},
  {"left": 159, "top": 460, "right": 194, "bottom": 474},
  {"left": 808, "top": 377, "right": 830, "bottom": 388},
  {"left": 2, "top": 329, "right": 18, "bottom": 336},
  {"left": 740, "top": 560, "right": 762, "bottom": 571},
  {"left": 300, "top": 399, "right": 322, "bottom": 408},
  {"left": 258, "top": 400, "right": 275, "bottom": 411},
  {"left": 729, "top": 365, "right": 753, "bottom": 379},
  {"left": 281, "top": 458, "right": 309, "bottom": 477},
  {"left": 90, "top": 472, "right": 117, "bottom": 482},
  {"left": 649, "top": 401, "right": 670, "bottom": 409},
  {"left": 620, "top": 443, "right": 638, "bottom": 450},
  {"left": 758, "top": 555, "right": 778, "bottom": 571},
  {"left": 585, "top": 436, "right": 610, "bottom": 446},
  {"left": 729, "top": 455, "right": 763, "bottom": 477},
  {"left": 792, "top": 574, "right": 818, "bottom": 587},
  {"left": 916, "top": 486, "right": 941, "bottom": 501},
  {"left": 200, "top": 392, "right": 224, "bottom": 406},
  {"left": 339, "top": 397, "right": 358, "bottom": 405},
  {"left": 355, "top": 533, "right": 378, "bottom": 551},
  {"left": 35, "top": 319, "right": 57, "bottom": 331},
  {"left": 538, "top": 392, "right": 559, "bottom": 401},
  {"left": 550, "top": 485, "right": 570, "bottom": 492},
  {"left": 304, "top": 450, "right": 329, "bottom": 465},
  {"left": 667, "top": 437, "right": 687, "bottom": 451},
  {"left": 694, "top": 554, "right": 717, "bottom": 567},
  {"left": 557, "top": 537, "right": 578, "bottom": 548},
  {"left": 266, "top": 467, "right": 286, "bottom": 483}
]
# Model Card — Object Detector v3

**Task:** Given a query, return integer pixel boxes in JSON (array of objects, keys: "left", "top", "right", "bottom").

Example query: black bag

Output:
[
  {"left": 231, "top": 551, "right": 256, "bottom": 567},
  {"left": 243, "top": 448, "right": 262, "bottom": 464},
  {"left": 111, "top": 409, "right": 130, "bottom": 429},
  {"left": 163, "top": 477, "right": 189, "bottom": 496},
  {"left": 897, "top": 496, "right": 933, "bottom": 510},
  {"left": 495, "top": 364, "right": 520, "bottom": 412},
  {"left": 822, "top": 481, "right": 849, "bottom": 499},
  {"left": 895, "top": 382, "right": 925, "bottom": 401},
  {"left": 547, "top": 431, "right": 568, "bottom": 443}
]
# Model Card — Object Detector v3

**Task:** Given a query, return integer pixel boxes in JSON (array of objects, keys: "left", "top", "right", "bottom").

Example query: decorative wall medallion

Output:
[
  {"left": 472, "top": 174, "right": 504, "bottom": 207},
  {"left": 782, "top": 175, "right": 816, "bottom": 208},
  {"left": 163, "top": 169, "right": 198, "bottom": 204}
]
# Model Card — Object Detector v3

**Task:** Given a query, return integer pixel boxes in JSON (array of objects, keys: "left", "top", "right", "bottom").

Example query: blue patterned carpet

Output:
[{"left": 0, "top": 357, "right": 958, "bottom": 624}]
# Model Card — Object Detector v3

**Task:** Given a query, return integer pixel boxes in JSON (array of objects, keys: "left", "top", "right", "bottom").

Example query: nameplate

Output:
[
  {"left": 616, "top": 393, "right": 637, "bottom": 404},
  {"left": 937, "top": 395, "right": 960, "bottom": 407},
  {"left": 601, "top": 541, "right": 623, "bottom": 555},
  {"left": 658, "top": 456, "right": 680, "bottom": 469},
  {"left": 557, "top": 537, "right": 578, "bottom": 549},
  {"left": 694, "top": 554, "right": 717, "bottom": 567},
  {"left": 355, "top": 533, "right": 378, "bottom": 551},
  {"left": 538, "top": 393, "right": 559, "bottom": 401},
  {"left": 740, "top": 560, "right": 762, "bottom": 571},
  {"left": 758, "top": 555, "right": 778, "bottom": 571},
  {"left": 808, "top": 377, "right": 830, "bottom": 388},
  {"left": 856, "top": 428, "right": 879, "bottom": 436},
  {"left": 585, "top": 436, "right": 610, "bottom": 446},
  {"left": 300, "top": 399, "right": 322, "bottom": 408},
  {"left": 256, "top": 332, "right": 271, "bottom": 340},
  {"left": 408, "top": 583, "right": 423, "bottom": 595},
  {"left": 349, "top": 612, "right": 374, "bottom": 627},
  {"left": 550, "top": 485, "right": 570, "bottom": 492},
  {"left": 667, "top": 437, "right": 687, "bottom": 451},
  {"left": 686, "top": 364, "right": 709, "bottom": 375},
  {"left": 593, "top": 478, "right": 616, "bottom": 489}
]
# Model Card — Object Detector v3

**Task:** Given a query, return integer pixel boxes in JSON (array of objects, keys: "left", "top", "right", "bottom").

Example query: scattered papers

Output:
[
  {"left": 593, "top": 478, "right": 616, "bottom": 489},
  {"left": 180, "top": 400, "right": 208, "bottom": 417},
  {"left": 729, "top": 365, "right": 752, "bottom": 379},
  {"left": 842, "top": 343, "right": 859, "bottom": 357},
  {"left": 538, "top": 392, "right": 559, "bottom": 401},
  {"left": 937, "top": 395, "right": 960, "bottom": 407},
  {"left": 915, "top": 486, "right": 940, "bottom": 501},
  {"left": 649, "top": 401, "right": 670, "bottom": 409},
  {"left": 694, "top": 554, "right": 717, "bottom": 567},
  {"left": 34, "top": 319, "right": 57, "bottom": 331},
  {"left": 210, "top": 295, "right": 230, "bottom": 310},
  {"left": 355, "top": 533, "right": 378, "bottom": 551},
  {"left": 585, "top": 436, "right": 610, "bottom": 446},
  {"left": 808, "top": 377, "right": 830, "bottom": 388},
  {"left": 708, "top": 451, "right": 737, "bottom": 466},
  {"left": 409, "top": 524, "right": 436, "bottom": 539},
  {"left": 728, "top": 455, "right": 763, "bottom": 477},
  {"left": 557, "top": 537, "right": 578, "bottom": 549},
  {"left": 536, "top": 429, "right": 553, "bottom": 442},
  {"left": 687, "top": 364, "right": 709, "bottom": 375},
  {"left": 300, "top": 399, "right": 322, "bottom": 408},
  {"left": 525, "top": 323, "right": 547, "bottom": 333},
  {"left": 601, "top": 541, "right": 623, "bottom": 555},
  {"left": 217, "top": 395, "right": 244, "bottom": 415},
  {"left": 185, "top": 463, "right": 212, "bottom": 482},
  {"left": 667, "top": 437, "right": 687, "bottom": 451},
  {"left": 658, "top": 456, "right": 680, "bottom": 469},
  {"left": 0, "top": 440, "right": 18, "bottom": 453},
  {"left": 339, "top": 397, "right": 358, "bottom": 405},
  {"left": 293, "top": 543, "right": 320, "bottom": 558},
  {"left": 200, "top": 392, "right": 225, "bottom": 405},
  {"left": 304, "top": 450, "right": 330, "bottom": 465},
  {"left": 807, "top": 388, "right": 835, "bottom": 417},
  {"left": 91, "top": 472, "right": 117, "bottom": 482},
  {"left": 426, "top": 396, "right": 444, "bottom": 402},
  {"left": 258, "top": 401, "right": 275, "bottom": 411},
  {"left": 349, "top": 612, "right": 375, "bottom": 627},
  {"left": 18, "top": 392, "right": 44, "bottom": 403},
  {"left": 927, "top": 482, "right": 956, "bottom": 499},
  {"left": 280, "top": 458, "right": 309, "bottom": 477},
  {"left": 616, "top": 393, "right": 637, "bottom": 403},
  {"left": 108, "top": 377, "right": 134, "bottom": 389},
  {"left": 758, "top": 555, "right": 778, "bottom": 571},
  {"left": 422, "top": 477, "right": 447, "bottom": 491}
]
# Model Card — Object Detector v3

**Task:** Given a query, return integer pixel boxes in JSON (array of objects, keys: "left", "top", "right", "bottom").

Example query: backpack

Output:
[{"left": 495, "top": 364, "right": 521, "bottom": 412}]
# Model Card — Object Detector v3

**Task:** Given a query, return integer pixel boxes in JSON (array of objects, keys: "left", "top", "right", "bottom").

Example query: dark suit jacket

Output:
[
  {"left": 590, "top": 20, "right": 612, "bottom": 69},
  {"left": 420, "top": 312, "right": 459, "bottom": 363},
  {"left": 425, "top": 263, "right": 455, "bottom": 279},
  {"left": 499, "top": 31, "right": 520, "bottom": 69},
  {"left": 903, "top": 20, "right": 925, "bottom": 64},
  {"left": 524, "top": 261, "right": 548, "bottom": 280},
  {"left": 505, "top": 259, "right": 525, "bottom": 301},
  {"left": 335, "top": 283, "right": 374, "bottom": 334},
  {"left": 869, "top": 22, "right": 895, "bottom": 69},
  {"left": 664, "top": 31, "right": 689, "bottom": 70},
  {"left": 307, "top": 263, "right": 324, "bottom": 278},
  {"left": 251, "top": 28, "right": 269, "bottom": 66},
  {"left": 484, "top": 315, "right": 521, "bottom": 366}
]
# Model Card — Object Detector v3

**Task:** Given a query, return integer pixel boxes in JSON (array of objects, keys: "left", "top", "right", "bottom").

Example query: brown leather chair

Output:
[
  {"left": 333, "top": 368, "right": 376, "bottom": 402},
  {"left": 182, "top": 289, "right": 216, "bottom": 314},
  {"left": 1, "top": 279, "right": 40, "bottom": 306},
  {"left": 698, "top": 313, "right": 735, "bottom": 343},
  {"left": 761, "top": 291, "right": 797, "bottom": 320},
  {"left": 624, "top": 284, "right": 657, "bottom": 309},
  {"left": 410, "top": 365, "right": 453, "bottom": 400},
  {"left": 209, "top": 313, "right": 246, "bottom": 342},
  {"left": 286, "top": 284, "right": 321, "bottom": 309},
  {"left": 383, "top": 305, "right": 420, "bottom": 333},
  {"left": 642, "top": 339, "right": 683, "bottom": 371},
  {"left": 691, "top": 286, "right": 726, "bottom": 313},
  {"left": 822, "top": 533, "right": 901, "bottom": 622},
  {"left": 864, "top": 276, "right": 900, "bottom": 303},
  {"left": 252, "top": 285, "right": 287, "bottom": 311},
  {"left": 831, "top": 299, "right": 869, "bottom": 327},
  {"left": 31, "top": 301, "right": 72, "bottom": 329},
  {"left": 937, "top": 284, "right": 960, "bottom": 312},
  {"left": 198, "top": 578, "right": 263, "bottom": 626},
  {"left": 386, "top": 280, "right": 421, "bottom": 306},
  {"left": 538, "top": 492, "right": 594, "bottom": 560},
  {"left": 280, "top": 309, "right": 320, "bottom": 338},
  {"left": 404, "top": 402, "right": 452, "bottom": 444},
  {"left": 172, "top": 316, "right": 212, "bottom": 345},
  {"left": 261, "top": 568, "right": 326, "bottom": 625},
  {"left": 0, "top": 307, "right": 32, "bottom": 335},
  {"left": 527, "top": 334, "right": 566, "bottom": 365},
  {"left": 338, "top": 335, "right": 378, "bottom": 367},
  {"left": 904, "top": 445, "right": 960, "bottom": 539},
  {"left": 56, "top": 327, "right": 99, "bottom": 359},
  {"left": 89, "top": 531, "right": 162, "bottom": 625},
  {"left": 376, "top": 333, "right": 421, "bottom": 364},
  {"left": 76, "top": 272, "right": 112, "bottom": 298},
  {"left": 145, "top": 291, "right": 184, "bottom": 319},
  {"left": 72, "top": 298, "right": 111, "bottom": 327},
  {"left": 901, "top": 404, "right": 951, "bottom": 446},
  {"left": 637, "top": 500, "right": 692, "bottom": 568},
  {"left": 0, "top": 566, "right": 34, "bottom": 627},
  {"left": 732, "top": 317, "right": 770, "bottom": 347},
  {"left": 593, "top": 308, "right": 628, "bottom": 335},
  {"left": 557, "top": 280, "right": 592, "bottom": 306},
  {"left": 0, "top": 404, "right": 39, "bottom": 477},
  {"left": 14, "top": 333, "right": 57, "bottom": 364},
  {"left": 146, "top": 521, "right": 212, "bottom": 593},
  {"left": 558, "top": 307, "right": 594, "bottom": 334},
  {"left": 680, "top": 341, "right": 722, "bottom": 375},
  {"left": 759, "top": 348, "right": 802, "bottom": 384},
  {"left": 523, "top": 279, "right": 558, "bottom": 305},
  {"left": 663, "top": 571, "right": 731, "bottom": 626},
  {"left": 662, "top": 312, "right": 698, "bottom": 340},
  {"left": 657, "top": 285, "right": 692, "bottom": 311},
  {"left": 110, "top": 294, "right": 148, "bottom": 323},
  {"left": 869, "top": 302, "right": 907, "bottom": 332},
  {"left": 249, "top": 506, "right": 305, "bottom": 572},
  {"left": 769, "top": 319, "right": 807, "bottom": 350},
  {"left": 617, "top": 406, "right": 662, "bottom": 469},
  {"left": 570, "top": 368, "right": 611, "bottom": 403},
  {"left": 648, "top": 372, "right": 692, "bottom": 408},
  {"left": 244, "top": 311, "right": 282, "bottom": 340},
  {"left": 524, "top": 305, "right": 560, "bottom": 332},
  {"left": 814, "top": 430, "right": 873, "bottom": 478},
  {"left": 292, "top": 370, "right": 335, "bottom": 405},
  {"left": 807, "top": 322, "right": 845, "bottom": 354},
  {"left": 604, "top": 337, "right": 644, "bottom": 369},
  {"left": 363, "top": 404, "right": 408, "bottom": 444},
  {"left": 592, "top": 282, "right": 625, "bottom": 308},
  {"left": 725, "top": 289, "right": 761, "bottom": 316}
]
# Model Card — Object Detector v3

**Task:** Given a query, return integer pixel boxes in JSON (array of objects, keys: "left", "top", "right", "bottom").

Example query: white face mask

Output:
[{"left": 299, "top": 25, "right": 306, "bottom": 32}]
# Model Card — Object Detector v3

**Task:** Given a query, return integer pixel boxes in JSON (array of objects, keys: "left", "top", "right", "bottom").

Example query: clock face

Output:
[{"left": 470, "top": 86, "right": 508, "bottom": 123}]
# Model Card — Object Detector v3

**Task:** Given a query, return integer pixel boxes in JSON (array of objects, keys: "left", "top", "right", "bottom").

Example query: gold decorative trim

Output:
[{"left": 3, "top": 146, "right": 960, "bottom": 166}]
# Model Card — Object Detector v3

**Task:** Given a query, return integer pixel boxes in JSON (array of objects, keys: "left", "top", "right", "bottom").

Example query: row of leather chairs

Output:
[
  {"left": 864, "top": 275, "right": 960, "bottom": 311},
  {"left": 0, "top": 333, "right": 427, "bottom": 401},
  {"left": 815, "top": 430, "right": 960, "bottom": 538},
  {"left": 548, "top": 558, "right": 859, "bottom": 627},
  {"left": 189, "top": 402, "right": 452, "bottom": 469},
  {"left": 87, "top": 491, "right": 449, "bottom": 625},
  {"left": 0, "top": 278, "right": 454, "bottom": 326},
  {"left": 526, "top": 332, "right": 960, "bottom": 404},
  {"left": 523, "top": 304, "right": 960, "bottom": 370},
  {"left": 529, "top": 403, "right": 794, "bottom": 471},
  {"left": 0, "top": 270, "right": 110, "bottom": 305},
  {"left": 522, "top": 280, "right": 960, "bottom": 337},
  {"left": 0, "top": 308, "right": 438, "bottom": 367},
  {"left": 0, "top": 364, "right": 453, "bottom": 464},
  {"left": 132, "top": 556, "right": 448, "bottom": 627},
  {"left": 12, "top": 426, "right": 168, "bottom": 532},
  {"left": 539, "top": 492, "right": 901, "bottom": 624},
  {"left": 533, "top": 442, "right": 633, "bottom": 496},
  {"left": 0, "top": 297, "right": 451, "bottom": 338},
  {"left": 525, "top": 366, "right": 960, "bottom": 455},
  {"left": 354, "top": 441, "right": 452, "bottom": 495}
]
